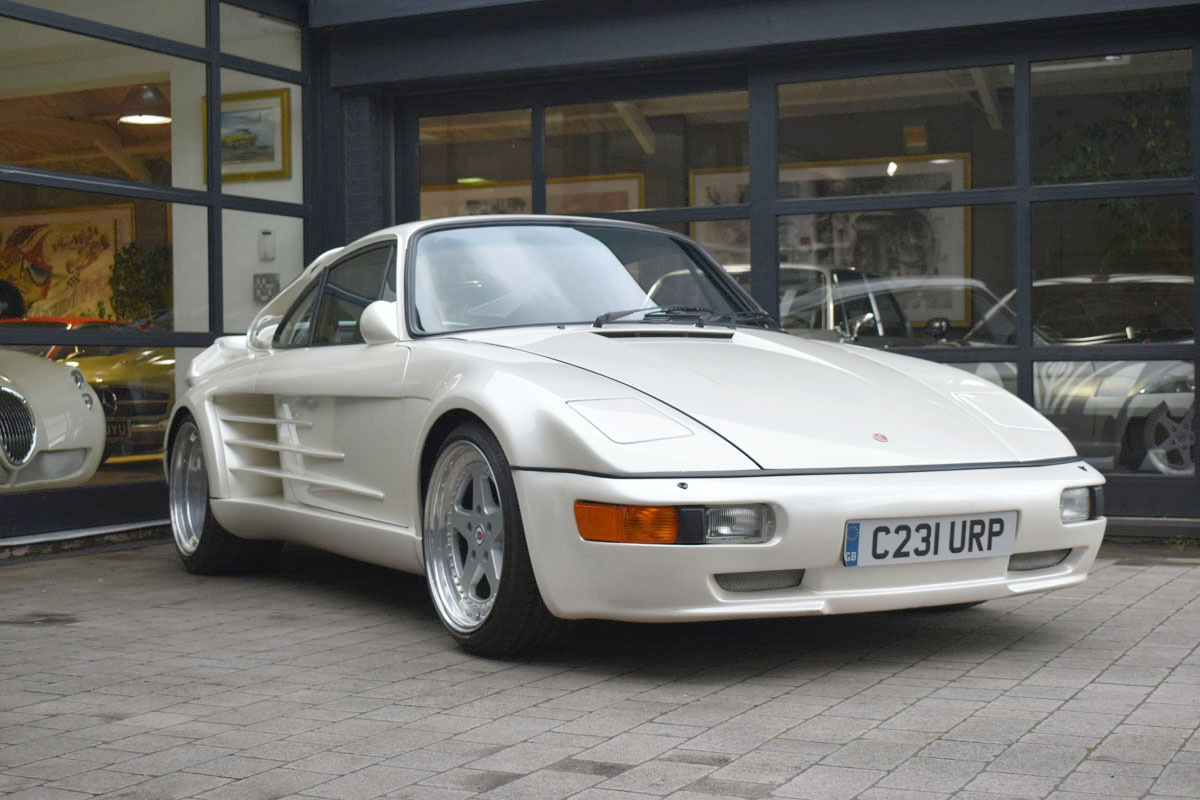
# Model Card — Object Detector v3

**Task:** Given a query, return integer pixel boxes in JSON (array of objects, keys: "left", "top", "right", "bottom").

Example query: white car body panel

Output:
[
  {"left": 0, "top": 350, "right": 104, "bottom": 491},
  {"left": 167, "top": 215, "right": 1106, "bottom": 628}
]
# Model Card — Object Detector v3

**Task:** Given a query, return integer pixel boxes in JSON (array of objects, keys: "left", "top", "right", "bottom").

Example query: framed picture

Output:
[
  {"left": 420, "top": 173, "right": 644, "bottom": 218},
  {"left": 204, "top": 88, "right": 292, "bottom": 182},
  {"left": 691, "top": 154, "right": 972, "bottom": 324},
  {"left": 0, "top": 204, "right": 134, "bottom": 319}
]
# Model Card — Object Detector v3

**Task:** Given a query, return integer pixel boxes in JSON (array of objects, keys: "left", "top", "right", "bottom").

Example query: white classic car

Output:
[
  {"left": 166, "top": 216, "right": 1107, "bottom": 654},
  {"left": 0, "top": 349, "right": 104, "bottom": 492}
]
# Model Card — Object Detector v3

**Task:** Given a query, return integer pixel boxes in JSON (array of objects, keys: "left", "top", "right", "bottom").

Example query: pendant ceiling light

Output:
[{"left": 118, "top": 84, "right": 171, "bottom": 125}]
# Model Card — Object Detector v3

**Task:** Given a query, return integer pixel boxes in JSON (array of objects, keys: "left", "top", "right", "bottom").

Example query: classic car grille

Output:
[
  {"left": 0, "top": 387, "right": 35, "bottom": 466},
  {"left": 714, "top": 569, "right": 805, "bottom": 592},
  {"left": 97, "top": 387, "right": 170, "bottom": 419}
]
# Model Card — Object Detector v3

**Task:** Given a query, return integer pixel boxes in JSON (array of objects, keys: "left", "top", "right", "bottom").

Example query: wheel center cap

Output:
[{"left": 474, "top": 524, "right": 485, "bottom": 545}]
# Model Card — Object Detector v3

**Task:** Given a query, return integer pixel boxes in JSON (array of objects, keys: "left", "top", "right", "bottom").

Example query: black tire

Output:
[
  {"left": 422, "top": 421, "right": 560, "bottom": 656},
  {"left": 168, "top": 417, "right": 279, "bottom": 574}
]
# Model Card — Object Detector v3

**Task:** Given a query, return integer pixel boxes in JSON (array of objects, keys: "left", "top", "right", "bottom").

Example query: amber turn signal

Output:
[{"left": 575, "top": 502, "right": 679, "bottom": 544}]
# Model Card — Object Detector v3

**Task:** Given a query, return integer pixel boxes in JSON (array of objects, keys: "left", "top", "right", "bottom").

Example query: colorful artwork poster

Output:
[{"left": 0, "top": 205, "right": 133, "bottom": 320}]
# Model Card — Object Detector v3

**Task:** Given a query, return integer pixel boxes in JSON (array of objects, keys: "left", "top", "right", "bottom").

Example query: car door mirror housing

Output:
[{"left": 360, "top": 300, "right": 401, "bottom": 344}]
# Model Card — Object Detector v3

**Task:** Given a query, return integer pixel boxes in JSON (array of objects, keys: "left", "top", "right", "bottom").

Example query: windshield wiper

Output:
[
  {"left": 593, "top": 305, "right": 711, "bottom": 328},
  {"left": 697, "top": 310, "right": 780, "bottom": 330}
]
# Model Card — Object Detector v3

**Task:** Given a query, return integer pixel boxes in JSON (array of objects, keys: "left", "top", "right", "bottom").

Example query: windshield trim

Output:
[{"left": 402, "top": 219, "right": 762, "bottom": 339}]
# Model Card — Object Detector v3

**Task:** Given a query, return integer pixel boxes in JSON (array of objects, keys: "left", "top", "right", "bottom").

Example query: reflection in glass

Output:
[
  {"left": 0, "top": 181, "right": 209, "bottom": 332},
  {"left": 420, "top": 110, "right": 532, "bottom": 218},
  {"left": 1, "top": 341, "right": 175, "bottom": 488},
  {"left": 0, "top": 16, "right": 206, "bottom": 189},
  {"left": 1036, "top": 361, "right": 1194, "bottom": 476},
  {"left": 1034, "top": 49, "right": 1191, "bottom": 183},
  {"left": 221, "top": 4, "right": 301, "bottom": 71},
  {"left": 775, "top": 206, "right": 1014, "bottom": 345},
  {"left": 1032, "top": 196, "right": 1192, "bottom": 345},
  {"left": 549, "top": 91, "right": 749, "bottom": 211},
  {"left": 21, "top": 0, "right": 205, "bottom": 46},
  {"left": 778, "top": 65, "right": 1013, "bottom": 193}
]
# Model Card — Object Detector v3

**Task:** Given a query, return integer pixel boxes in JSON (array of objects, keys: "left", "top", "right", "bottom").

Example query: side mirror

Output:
[
  {"left": 360, "top": 300, "right": 401, "bottom": 344},
  {"left": 848, "top": 311, "right": 876, "bottom": 341},
  {"left": 249, "top": 314, "right": 281, "bottom": 350},
  {"left": 923, "top": 317, "right": 951, "bottom": 339},
  {"left": 253, "top": 323, "right": 278, "bottom": 348}
]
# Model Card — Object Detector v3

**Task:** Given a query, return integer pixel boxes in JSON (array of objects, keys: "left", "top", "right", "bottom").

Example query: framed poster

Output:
[
  {"left": 691, "top": 154, "right": 972, "bottom": 324},
  {"left": 420, "top": 173, "right": 644, "bottom": 218},
  {"left": 204, "top": 88, "right": 292, "bottom": 182},
  {"left": 0, "top": 204, "right": 134, "bottom": 319}
]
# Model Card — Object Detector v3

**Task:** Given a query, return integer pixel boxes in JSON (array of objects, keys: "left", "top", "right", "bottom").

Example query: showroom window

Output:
[
  {"left": 0, "top": 0, "right": 309, "bottom": 537},
  {"left": 419, "top": 109, "right": 533, "bottom": 218}
]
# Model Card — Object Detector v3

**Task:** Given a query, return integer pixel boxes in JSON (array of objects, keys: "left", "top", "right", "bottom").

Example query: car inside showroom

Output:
[{"left": 0, "top": 0, "right": 1197, "bottom": 542}]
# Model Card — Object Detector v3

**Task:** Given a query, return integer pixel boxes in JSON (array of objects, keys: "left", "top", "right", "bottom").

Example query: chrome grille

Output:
[{"left": 0, "top": 386, "right": 35, "bottom": 466}]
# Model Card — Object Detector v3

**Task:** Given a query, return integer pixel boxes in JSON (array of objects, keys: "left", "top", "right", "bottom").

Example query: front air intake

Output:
[
  {"left": 1008, "top": 549, "right": 1071, "bottom": 572},
  {"left": 0, "top": 387, "right": 35, "bottom": 466},
  {"left": 715, "top": 569, "right": 804, "bottom": 592}
]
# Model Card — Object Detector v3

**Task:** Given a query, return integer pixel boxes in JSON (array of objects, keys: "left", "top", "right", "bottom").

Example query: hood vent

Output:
[{"left": 592, "top": 330, "right": 733, "bottom": 340}]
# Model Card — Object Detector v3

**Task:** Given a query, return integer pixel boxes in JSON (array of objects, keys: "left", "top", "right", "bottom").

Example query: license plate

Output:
[
  {"left": 106, "top": 419, "right": 130, "bottom": 439},
  {"left": 844, "top": 511, "right": 1018, "bottom": 567}
]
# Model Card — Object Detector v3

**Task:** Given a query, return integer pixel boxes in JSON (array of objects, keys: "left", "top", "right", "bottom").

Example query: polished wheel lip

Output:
[
  {"left": 169, "top": 421, "right": 208, "bottom": 555},
  {"left": 424, "top": 440, "right": 505, "bottom": 634}
]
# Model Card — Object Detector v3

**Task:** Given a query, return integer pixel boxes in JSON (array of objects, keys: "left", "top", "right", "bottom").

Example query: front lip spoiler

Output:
[{"left": 510, "top": 455, "right": 1087, "bottom": 480}]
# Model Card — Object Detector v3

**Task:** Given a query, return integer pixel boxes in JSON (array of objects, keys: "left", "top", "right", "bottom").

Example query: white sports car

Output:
[
  {"left": 0, "top": 349, "right": 104, "bottom": 492},
  {"left": 166, "top": 216, "right": 1107, "bottom": 654}
]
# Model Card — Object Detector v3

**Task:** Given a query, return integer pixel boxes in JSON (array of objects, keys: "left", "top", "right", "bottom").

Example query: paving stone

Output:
[
  {"left": 988, "top": 742, "right": 1088, "bottom": 777},
  {"left": 597, "top": 759, "right": 714, "bottom": 794},
  {"left": 773, "top": 764, "right": 885, "bottom": 799}
]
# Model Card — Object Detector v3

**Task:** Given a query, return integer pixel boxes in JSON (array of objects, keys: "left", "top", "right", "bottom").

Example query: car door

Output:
[{"left": 254, "top": 243, "right": 411, "bottom": 525}]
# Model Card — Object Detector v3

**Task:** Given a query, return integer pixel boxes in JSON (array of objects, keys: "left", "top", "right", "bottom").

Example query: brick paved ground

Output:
[{"left": 1, "top": 538, "right": 1198, "bottom": 800}]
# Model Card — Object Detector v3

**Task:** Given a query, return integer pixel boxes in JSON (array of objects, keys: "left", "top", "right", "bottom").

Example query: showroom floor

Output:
[{"left": 1, "top": 538, "right": 1198, "bottom": 800}]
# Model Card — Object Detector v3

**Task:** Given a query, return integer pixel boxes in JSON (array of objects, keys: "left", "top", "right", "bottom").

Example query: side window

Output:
[
  {"left": 312, "top": 246, "right": 395, "bottom": 346},
  {"left": 274, "top": 283, "right": 320, "bottom": 347}
]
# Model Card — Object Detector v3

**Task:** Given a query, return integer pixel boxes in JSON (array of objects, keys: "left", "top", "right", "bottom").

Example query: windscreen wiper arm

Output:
[{"left": 593, "top": 305, "right": 711, "bottom": 328}]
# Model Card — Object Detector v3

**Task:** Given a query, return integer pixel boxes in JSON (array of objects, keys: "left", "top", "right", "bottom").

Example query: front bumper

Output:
[{"left": 513, "top": 461, "right": 1106, "bottom": 622}]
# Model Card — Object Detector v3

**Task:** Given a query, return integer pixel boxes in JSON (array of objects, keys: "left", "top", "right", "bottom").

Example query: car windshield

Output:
[{"left": 411, "top": 224, "right": 744, "bottom": 334}]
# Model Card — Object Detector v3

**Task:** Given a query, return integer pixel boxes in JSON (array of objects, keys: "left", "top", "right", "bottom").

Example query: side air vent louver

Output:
[{"left": 0, "top": 387, "right": 36, "bottom": 466}]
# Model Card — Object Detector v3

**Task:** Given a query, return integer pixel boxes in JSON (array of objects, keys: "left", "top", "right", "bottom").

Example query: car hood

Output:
[
  {"left": 69, "top": 348, "right": 175, "bottom": 390},
  {"left": 459, "top": 326, "right": 1075, "bottom": 470}
]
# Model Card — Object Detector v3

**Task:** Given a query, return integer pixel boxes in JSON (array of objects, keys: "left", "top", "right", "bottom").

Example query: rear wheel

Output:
[
  {"left": 168, "top": 417, "right": 278, "bottom": 573},
  {"left": 423, "top": 422, "right": 558, "bottom": 655}
]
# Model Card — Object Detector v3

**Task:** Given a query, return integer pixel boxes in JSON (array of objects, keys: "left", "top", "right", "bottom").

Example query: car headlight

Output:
[
  {"left": 1060, "top": 487, "right": 1092, "bottom": 523},
  {"left": 704, "top": 505, "right": 775, "bottom": 543},
  {"left": 70, "top": 369, "right": 86, "bottom": 389},
  {"left": 82, "top": 393, "right": 94, "bottom": 410}
]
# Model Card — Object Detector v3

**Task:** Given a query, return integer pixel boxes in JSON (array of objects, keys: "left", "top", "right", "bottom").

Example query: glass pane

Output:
[
  {"left": 222, "top": 210, "right": 304, "bottom": 333},
  {"left": 1032, "top": 196, "right": 1192, "bottom": 345},
  {"left": 20, "top": 0, "right": 204, "bottom": 47},
  {"left": 0, "top": 17, "right": 206, "bottom": 190},
  {"left": 950, "top": 362, "right": 1017, "bottom": 393},
  {"left": 689, "top": 219, "right": 750, "bottom": 267},
  {"left": 0, "top": 341, "right": 175, "bottom": 492},
  {"left": 411, "top": 224, "right": 743, "bottom": 334},
  {"left": 1034, "top": 49, "right": 1191, "bottom": 183},
  {"left": 1036, "top": 360, "right": 1194, "bottom": 476},
  {"left": 313, "top": 247, "right": 392, "bottom": 346},
  {"left": 548, "top": 90, "right": 748, "bottom": 211},
  {"left": 219, "top": 70, "right": 302, "bottom": 203},
  {"left": 778, "top": 65, "right": 1013, "bottom": 195},
  {"left": 221, "top": 4, "right": 301, "bottom": 71},
  {"left": 776, "top": 205, "right": 1014, "bottom": 345},
  {"left": 420, "top": 110, "right": 532, "bottom": 218},
  {"left": 0, "top": 181, "right": 208, "bottom": 332}
]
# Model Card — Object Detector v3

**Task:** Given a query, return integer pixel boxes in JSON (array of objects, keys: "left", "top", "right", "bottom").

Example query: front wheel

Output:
[
  {"left": 423, "top": 422, "right": 558, "bottom": 655},
  {"left": 168, "top": 417, "right": 278, "bottom": 573}
]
